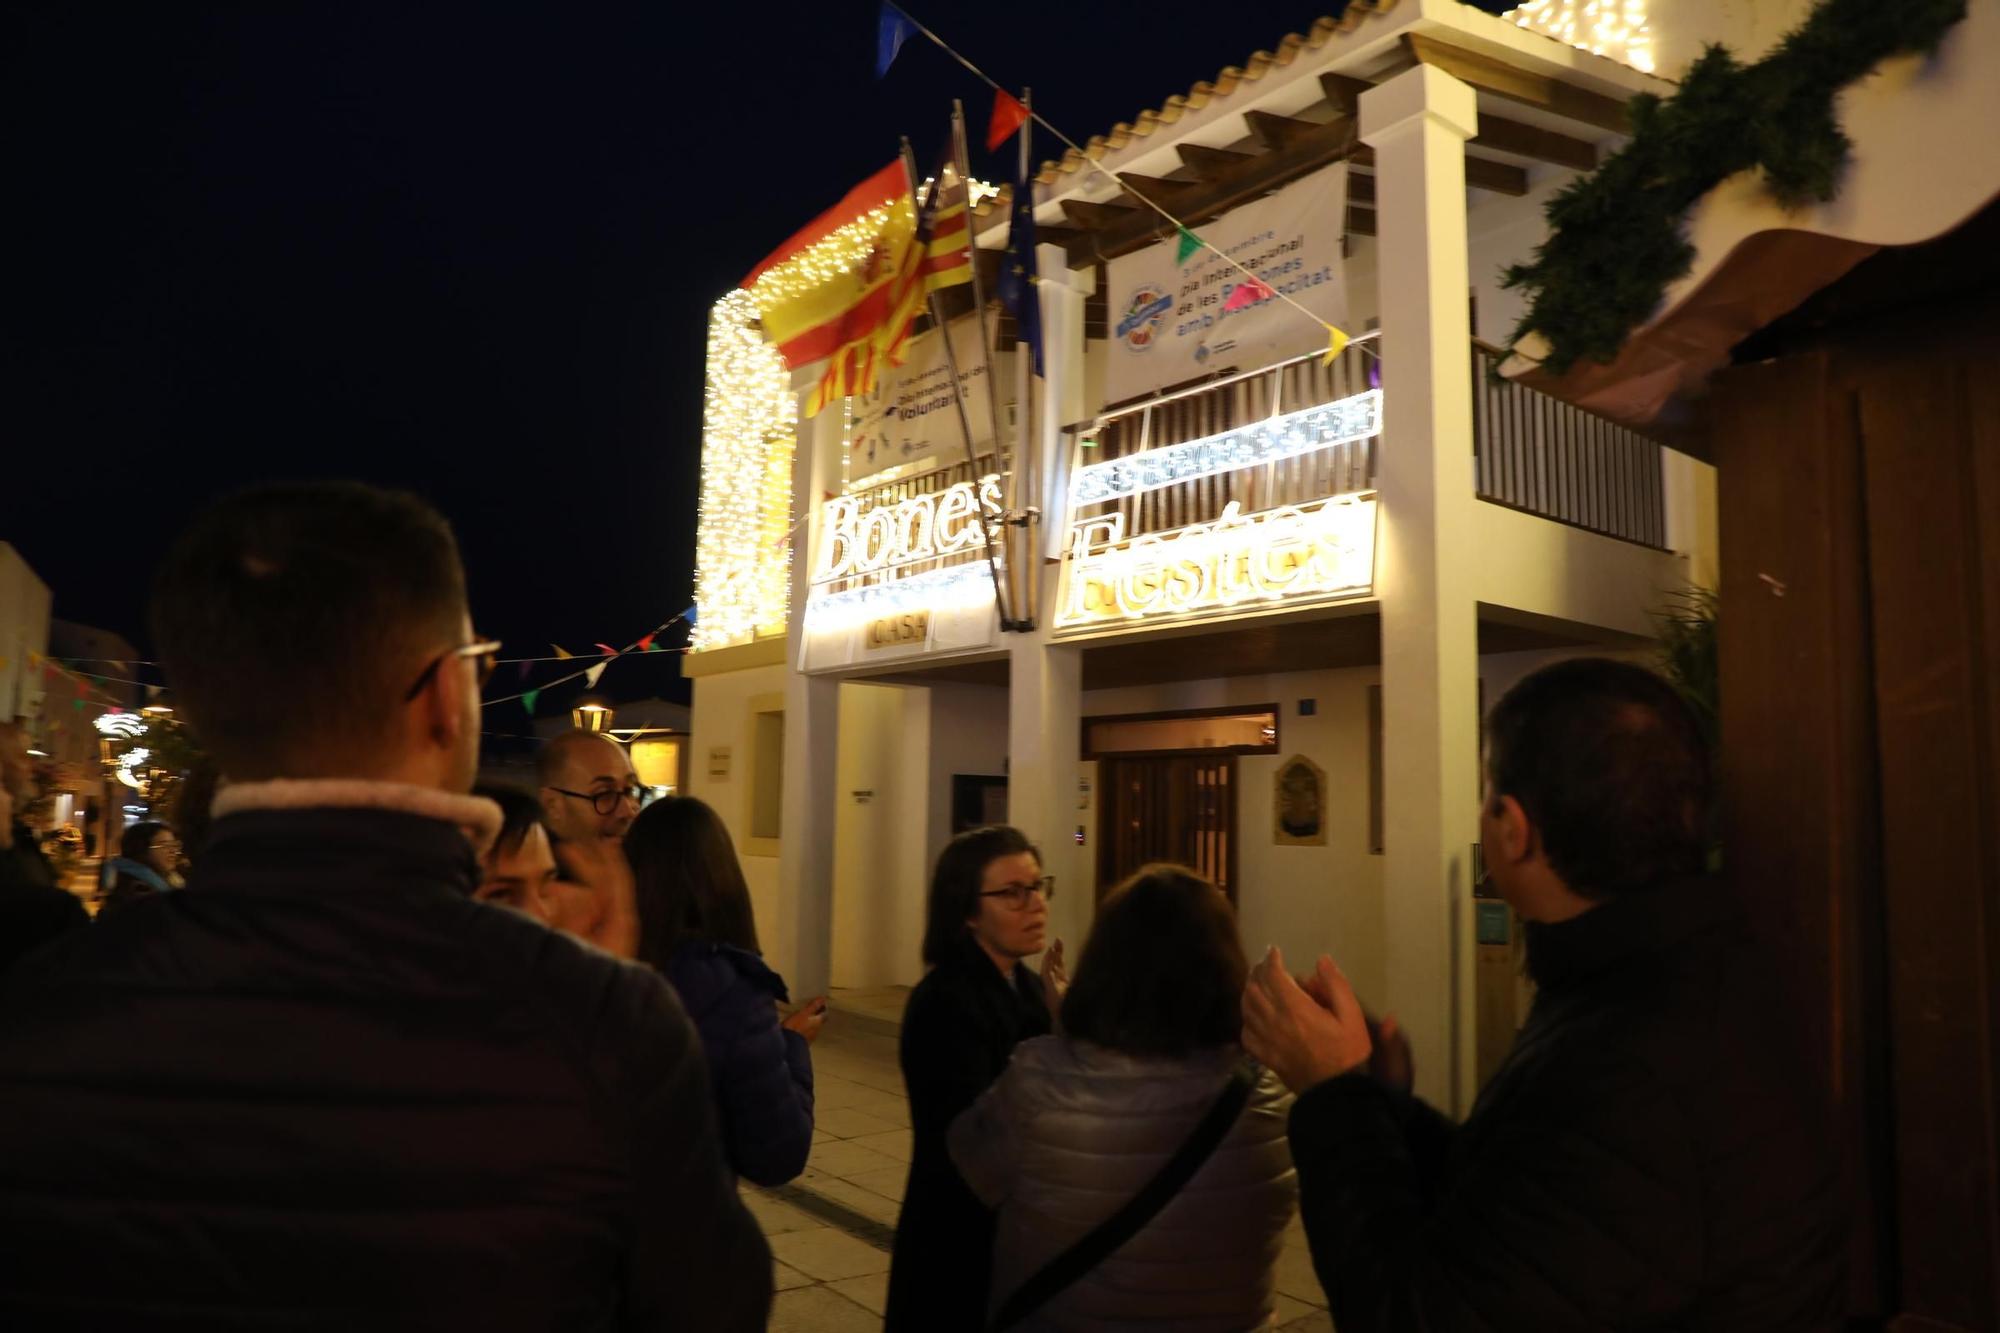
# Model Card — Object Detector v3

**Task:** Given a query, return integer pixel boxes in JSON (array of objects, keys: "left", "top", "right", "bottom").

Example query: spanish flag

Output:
[{"left": 745, "top": 154, "right": 972, "bottom": 418}]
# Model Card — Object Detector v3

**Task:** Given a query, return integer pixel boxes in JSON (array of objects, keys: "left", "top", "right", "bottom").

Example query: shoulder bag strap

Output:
[{"left": 989, "top": 1061, "right": 1258, "bottom": 1332}]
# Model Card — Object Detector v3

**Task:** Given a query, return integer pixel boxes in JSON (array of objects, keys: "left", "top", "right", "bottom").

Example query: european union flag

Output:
[{"left": 998, "top": 163, "right": 1043, "bottom": 377}]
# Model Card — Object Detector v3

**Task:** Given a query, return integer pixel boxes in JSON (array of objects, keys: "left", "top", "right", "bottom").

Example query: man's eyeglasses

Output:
[
  {"left": 978, "top": 876, "right": 1056, "bottom": 910},
  {"left": 403, "top": 640, "right": 502, "bottom": 702},
  {"left": 546, "top": 784, "right": 647, "bottom": 816}
]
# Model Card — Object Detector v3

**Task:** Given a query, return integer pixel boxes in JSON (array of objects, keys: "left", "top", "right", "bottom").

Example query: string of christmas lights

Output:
[{"left": 1508, "top": 0, "right": 1654, "bottom": 75}]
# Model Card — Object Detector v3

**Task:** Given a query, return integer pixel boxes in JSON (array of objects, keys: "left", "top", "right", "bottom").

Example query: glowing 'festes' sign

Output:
[
  {"left": 812, "top": 474, "right": 1005, "bottom": 584},
  {"left": 1069, "top": 390, "right": 1381, "bottom": 507},
  {"left": 1057, "top": 494, "right": 1377, "bottom": 627},
  {"left": 95, "top": 712, "right": 145, "bottom": 739}
]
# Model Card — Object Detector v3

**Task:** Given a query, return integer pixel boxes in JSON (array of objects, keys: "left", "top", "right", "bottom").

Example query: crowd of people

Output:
[{"left": 0, "top": 481, "right": 1846, "bottom": 1331}]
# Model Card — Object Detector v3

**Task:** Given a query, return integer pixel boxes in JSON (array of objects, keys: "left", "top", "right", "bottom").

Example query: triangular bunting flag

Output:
[
  {"left": 584, "top": 662, "right": 608, "bottom": 689},
  {"left": 1322, "top": 324, "right": 1351, "bottom": 367},
  {"left": 1222, "top": 275, "right": 1276, "bottom": 313},
  {"left": 551, "top": 644, "right": 574, "bottom": 660},
  {"left": 1175, "top": 226, "right": 1203, "bottom": 265},
  {"left": 987, "top": 89, "right": 1029, "bottom": 153},
  {"left": 521, "top": 688, "right": 540, "bottom": 716},
  {"left": 594, "top": 643, "right": 618, "bottom": 658},
  {"left": 683, "top": 604, "right": 698, "bottom": 626},
  {"left": 516, "top": 659, "right": 534, "bottom": 682},
  {"left": 636, "top": 633, "right": 656, "bottom": 653},
  {"left": 876, "top": 1, "right": 918, "bottom": 78}
]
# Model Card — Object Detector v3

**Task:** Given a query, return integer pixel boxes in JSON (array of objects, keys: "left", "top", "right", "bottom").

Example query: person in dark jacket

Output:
[
  {"left": 626, "top": 794, "right": 822, "bottom": 1187},
  {"left": 885, "top": 824, "right": 1066, "bottom": 1332},
  {"left": 97, "top": 819, "right": 185, "bottom": 913},
  {"left": 0, "top": 482, "right": 770, "bottom": 1330},
  {"left": 0, "top": 723, "right": 87, "bottom": 971},
  {"left": 1243, "top": 657, "right": 1844, "bottom": 1332}
]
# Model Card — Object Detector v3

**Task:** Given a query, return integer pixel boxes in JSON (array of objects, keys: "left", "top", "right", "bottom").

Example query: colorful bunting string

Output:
[
  {"left": 878, "top": 3, "right": 1358, "bottom": 363},
  {"left": 481, "top": 606, "right": 699, "bottom": 713}
]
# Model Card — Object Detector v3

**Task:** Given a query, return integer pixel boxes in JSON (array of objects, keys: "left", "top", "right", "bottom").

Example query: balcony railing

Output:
[
  {"left": 1471, "top": 340, "right": 1668, "bottom": 550},
  {"left": 1066, "top": 337, "right": 1379, "bottom": 546}
]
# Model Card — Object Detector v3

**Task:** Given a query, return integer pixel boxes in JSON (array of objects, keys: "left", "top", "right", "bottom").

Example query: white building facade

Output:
[{"left": 687, "top": 0, "right": 1717, "bottom": 1113}]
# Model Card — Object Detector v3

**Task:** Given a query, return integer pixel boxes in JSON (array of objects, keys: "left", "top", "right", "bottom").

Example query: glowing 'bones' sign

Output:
[
  {"left": 813, "top": 475, "right": 1005, "bottom": 584},
  {"left": 1059, "top": 494, "right": 1377, "bottom": 625}
]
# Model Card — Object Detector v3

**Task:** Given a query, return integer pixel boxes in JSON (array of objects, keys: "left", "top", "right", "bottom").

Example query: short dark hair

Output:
[
  {"left": 1485, "top": 657, "right": 1711, "bottom": 898},
  {"left": 1061, "top": 865, "right": 1246, "bottom": 1058},
  {"left": 472, "top": 783, "right": 545, "bottom": 860},
  {"left": 150, "top": 482, "right": 468, "bottom": 779},
  {"left": 625, "top": 796, "right": 761, "bottom": 967},
  {"left": 921, "top": 825, "right": 1038, "bottom": 966},
  {"left": 120, "top": 821, "right": 170, "bottom": 863}
]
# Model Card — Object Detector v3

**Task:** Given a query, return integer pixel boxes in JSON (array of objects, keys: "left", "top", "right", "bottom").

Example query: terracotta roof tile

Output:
[{"left": 974, "top": 0, "right": 1402, "bottom": 211}]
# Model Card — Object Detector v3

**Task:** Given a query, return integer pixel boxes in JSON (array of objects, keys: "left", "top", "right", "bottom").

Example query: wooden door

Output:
[
  {"left": 1097, "top": 754, "right": 1237, "bottom": 902},
  {"left": 1712, "top": 304, "right": 2000, "bottom": 1330}
]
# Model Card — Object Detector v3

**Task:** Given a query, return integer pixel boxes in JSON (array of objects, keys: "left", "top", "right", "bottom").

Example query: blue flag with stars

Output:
[{"left": 998, "top": 157, "right": 1043, "bottom": 377}]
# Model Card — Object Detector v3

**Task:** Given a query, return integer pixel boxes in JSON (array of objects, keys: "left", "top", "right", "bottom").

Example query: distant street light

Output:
[{"left": 571, "top": 697, "right": 614, "bottom": 733}]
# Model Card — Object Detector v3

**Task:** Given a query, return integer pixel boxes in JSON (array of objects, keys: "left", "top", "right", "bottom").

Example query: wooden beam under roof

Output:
[
  {"left": 1244, "top": 109, "right": 1322, "bottom": 151},
  {"left": 1060, "top": 199, "right": 1142, "bottom": 231},
  {"left": 1402, "top": 32, "right": 1631, "bottom": 135},
  {"left": 1176, "top": 142, "right": 1254, "bottom": 179},
  {"left": 1347, "top": 205, "right": 1377, "bottom": 238},
  {"left": 1322, "top": 68, "right": 1598, "bottom": 171},
  {"left": 1114, "top": 172, "right": 1203, "bottom": 213}
]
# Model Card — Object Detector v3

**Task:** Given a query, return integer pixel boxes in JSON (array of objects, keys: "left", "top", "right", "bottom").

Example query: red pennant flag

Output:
[
  {"left": 1222, "top": 275, "right": 1276, "bottom": 313},
  {"left": 636, "top": 633, "right": 656, "bottom": 653},
  {"left": 595, "top": 643, "right": 619, "bottom": 658},
  {"left": 987, "top": 90, "right": 1029, "bottom": 152}
]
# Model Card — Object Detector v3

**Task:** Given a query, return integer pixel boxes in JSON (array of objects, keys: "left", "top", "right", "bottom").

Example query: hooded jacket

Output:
[
  {"left": 952, "top": 1038, "right": 1297, "bottom": 1331},
  {"left": 0, "top": 780, "right": 771, "bottom": 1331}
]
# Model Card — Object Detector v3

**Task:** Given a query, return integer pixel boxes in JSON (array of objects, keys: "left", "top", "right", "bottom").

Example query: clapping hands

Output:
[{"left": 1241, "top": 947, "right": 1378, "bottom": 1095}]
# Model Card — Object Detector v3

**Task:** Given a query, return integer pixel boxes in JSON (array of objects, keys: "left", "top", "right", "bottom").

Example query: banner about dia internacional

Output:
[
  {"left": 1105, "top": 164, "right": 1348, "bottom": 405},
  {"left": 848, "top": 315, "right": 1010, "bottom": 489}
]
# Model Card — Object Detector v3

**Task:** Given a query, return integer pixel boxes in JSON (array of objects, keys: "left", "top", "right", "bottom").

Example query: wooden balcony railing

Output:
[
  {"left": 1471, "top": 340, "right": 1668, "bottom": 550},
  {"left": 1065, "top": 337, "right": 1380, "bottom": 546}
]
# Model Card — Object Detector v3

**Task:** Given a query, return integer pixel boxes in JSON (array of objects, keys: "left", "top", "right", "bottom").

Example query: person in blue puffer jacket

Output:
[{"left": 626, "top": 795, "right": 823, "bottom": 1186}]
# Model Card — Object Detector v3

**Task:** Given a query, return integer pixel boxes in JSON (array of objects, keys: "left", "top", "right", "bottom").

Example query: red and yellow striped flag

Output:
[{"left": 743, "top": 155, "right": 975, "bottom": 418}]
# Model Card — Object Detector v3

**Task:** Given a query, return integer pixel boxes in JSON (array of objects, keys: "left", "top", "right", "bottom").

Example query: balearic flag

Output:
[{"left": 872, "top": 150, "right": 974, "bottom": 380}]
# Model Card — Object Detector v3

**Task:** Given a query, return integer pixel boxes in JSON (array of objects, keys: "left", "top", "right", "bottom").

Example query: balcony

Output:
[{"left": 1471, "top": 340, "right": 1668, "bottom": 550}]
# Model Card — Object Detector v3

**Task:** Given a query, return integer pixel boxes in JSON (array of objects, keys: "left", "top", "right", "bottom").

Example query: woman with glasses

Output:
[
  {"left": 624, "top": 796, "right": 823, "bottom": 1187},
  {"left": 885, "top": 825, "right": 1066, "bottom": 1333},
  {"left": 950, "top": 865, "right": 1296, "bottom": 1330},
  {"left": 99, "top": 821, "right": 186, "bottom": 913}
]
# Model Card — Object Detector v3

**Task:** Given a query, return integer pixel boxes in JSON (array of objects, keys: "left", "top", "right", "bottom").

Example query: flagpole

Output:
[
  {"left": 1013, "top": 88, "right": 1038, "bottom": 629},
  {"left": 900, "top": 135, "right": 1012, "bottom": 633}
]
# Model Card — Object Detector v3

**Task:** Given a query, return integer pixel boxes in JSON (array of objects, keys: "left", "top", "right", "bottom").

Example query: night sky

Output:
[{"left": 3, "top": 1, "right": 1369, "bottom": 706}]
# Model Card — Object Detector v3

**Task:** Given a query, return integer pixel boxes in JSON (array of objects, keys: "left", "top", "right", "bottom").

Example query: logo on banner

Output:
[{"left": 1116, "top": 286, "right": 1172, "bottom": 352}]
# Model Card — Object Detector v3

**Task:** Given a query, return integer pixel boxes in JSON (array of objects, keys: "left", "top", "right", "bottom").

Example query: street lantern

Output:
[{"left": 571, "top": 696, "right": 614, "bottom": 733}]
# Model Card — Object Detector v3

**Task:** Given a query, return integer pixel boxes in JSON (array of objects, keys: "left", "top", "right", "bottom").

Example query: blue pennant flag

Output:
[
  {"left": 998, "top": 140, "right": 1043, "bottom": 377},
  {"left": 877, "top": 2, "right": 918, "bottom": 78}
]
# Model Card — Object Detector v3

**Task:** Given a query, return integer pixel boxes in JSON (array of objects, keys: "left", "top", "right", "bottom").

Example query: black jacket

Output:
[
  {"left": 885, "top": 936, "right": 1052, "bottom": 1332},
  {"left": 661, "top": 939, "right": 815, "bottom": 1187},
  {"left": 0, "top": 822, "right": 86, "bottom": 972},
  {"left": 0, "top": 801, "right": 772, "bottom": 1331},
  {"left": 1289, "top": 877, "right": 1843, "bottom": 1331}
]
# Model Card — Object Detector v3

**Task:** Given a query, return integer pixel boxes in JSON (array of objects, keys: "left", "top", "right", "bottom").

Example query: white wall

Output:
[
  {"left": 829, "top": 682, "right": 933, "bottom": 990},
  {"left": 925, "top": 682, "right": 1011, "bottom": 874},
  {"left": 1081, "top": 666, "right": 1390, "bottom": 1011},
  {"left": 0, "top": 544, "right": 52, "bottom": 728},
  {"left": 686, "top": 661, "right": 787, "bottom": 961}
]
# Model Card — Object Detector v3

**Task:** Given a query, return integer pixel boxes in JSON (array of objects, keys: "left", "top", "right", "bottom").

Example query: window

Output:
[
  {"left": 750, "top": 708, "right": 784, "bottom": 841},
  {"left": 1082, "top": 705, "right": 1280, "bottom": 758}
]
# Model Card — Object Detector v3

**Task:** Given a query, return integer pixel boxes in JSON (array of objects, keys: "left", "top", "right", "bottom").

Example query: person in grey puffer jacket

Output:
[
  {"left": 952, "top": 865, "right": 1296, "bottom": 1332},
  {"left": 627, "top": 795, "right": 822, "bottom": 1186}
]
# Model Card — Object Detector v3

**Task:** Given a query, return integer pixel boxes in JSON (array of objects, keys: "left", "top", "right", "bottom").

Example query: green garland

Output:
[{"left": 1503, "top": 0, "right": 1968, "bottom": 376}]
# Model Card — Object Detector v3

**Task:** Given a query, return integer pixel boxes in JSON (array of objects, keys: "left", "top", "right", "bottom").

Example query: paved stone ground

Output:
[{"left": 745, "top": 995, "right": 1333, "bottom": 1331}]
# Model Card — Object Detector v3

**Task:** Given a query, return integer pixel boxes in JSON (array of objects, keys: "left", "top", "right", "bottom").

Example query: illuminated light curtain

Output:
[{"left": 1506, "top": 0, "right": 1654, "bottom": 74}]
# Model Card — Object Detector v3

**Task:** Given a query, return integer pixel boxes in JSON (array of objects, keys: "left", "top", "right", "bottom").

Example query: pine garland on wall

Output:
[{"left": 1502, "top": 0, "right": 1968, "bottom": 376}]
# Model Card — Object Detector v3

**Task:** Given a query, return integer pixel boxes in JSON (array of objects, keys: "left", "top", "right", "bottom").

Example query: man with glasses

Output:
[
  {"left": 0, "top": 482, "right": 770, "bottom": 1330},
  {"left": 537, "top": 729, "right": 645, "bottom": 844}
]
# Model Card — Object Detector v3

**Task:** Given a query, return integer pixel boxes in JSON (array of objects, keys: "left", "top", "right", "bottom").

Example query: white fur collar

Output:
[{"left": 211, "top": 780, "right": 502, "bottom": 860}]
